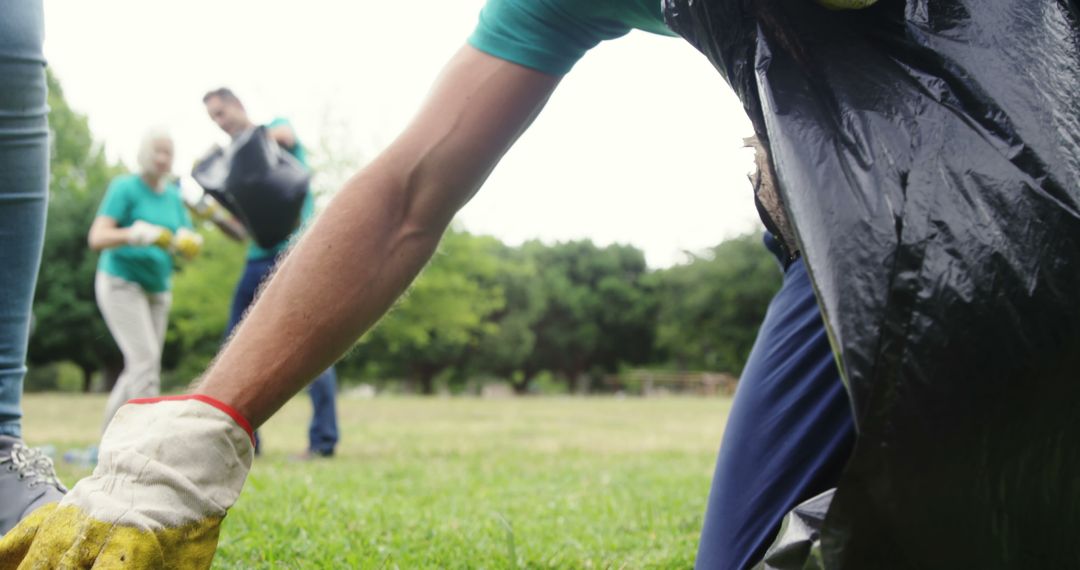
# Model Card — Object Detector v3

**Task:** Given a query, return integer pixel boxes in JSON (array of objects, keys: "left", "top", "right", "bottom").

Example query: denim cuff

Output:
[{"left": 0, "top": 422, "right": 22, "bottom": 439}]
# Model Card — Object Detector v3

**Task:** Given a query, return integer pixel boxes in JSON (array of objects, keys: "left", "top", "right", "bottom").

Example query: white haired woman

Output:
[{"left": 87, "top": 128, "right": 202, "bottom": 430}]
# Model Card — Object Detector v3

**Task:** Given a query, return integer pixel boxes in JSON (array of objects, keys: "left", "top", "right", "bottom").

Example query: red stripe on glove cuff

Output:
[{"left": 127, "top": 394, "right": 256, "bottom": 446}]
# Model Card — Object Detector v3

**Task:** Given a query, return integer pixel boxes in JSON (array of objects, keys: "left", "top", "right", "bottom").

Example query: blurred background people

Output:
[{"left": 202, "top": 88, "right": 338, "bottom": 458}]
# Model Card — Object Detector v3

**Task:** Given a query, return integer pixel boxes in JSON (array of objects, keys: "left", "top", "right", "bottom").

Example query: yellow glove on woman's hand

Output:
[
  {"left": 173, "top": 228, "right": 204, "bottom": 260},
  {"left": 127, "top": 220, "right": 173, "bottom": 249}
]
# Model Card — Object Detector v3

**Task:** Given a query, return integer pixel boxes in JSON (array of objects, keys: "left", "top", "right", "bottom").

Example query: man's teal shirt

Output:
[{"left": 468, "top": 0, "right": 675, "bottom": 76}]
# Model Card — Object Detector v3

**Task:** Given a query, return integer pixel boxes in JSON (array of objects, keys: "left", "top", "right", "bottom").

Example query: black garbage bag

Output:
[
  {"left": 664, "top": 0, "right": 1080, "bottom": 567},
  {"left": 192, "top": 126, "right": 310, "bottom": 249},
  {"left": 759, "top": 489, "right": 833, "bottom": 570}
]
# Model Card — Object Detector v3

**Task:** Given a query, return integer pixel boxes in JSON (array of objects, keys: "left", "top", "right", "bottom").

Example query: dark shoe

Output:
[
  {"left": 290, "top": 448, "right": 334, "bottom": 462},
  {"left": 0, "top": 435, "right": 67, "bottom": 535}
]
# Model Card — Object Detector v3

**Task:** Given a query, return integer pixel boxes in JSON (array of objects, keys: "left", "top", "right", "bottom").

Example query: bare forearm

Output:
[{"left": 87, "top": 224, "right": 130, "bottom": 251}]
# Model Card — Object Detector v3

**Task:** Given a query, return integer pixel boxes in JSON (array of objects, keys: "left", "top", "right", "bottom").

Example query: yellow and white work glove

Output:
[
  {"left": 172, "top": 228, "right": 204, "bottom": 260},
  {"left": 127, "top": 220, "right": 173, "bottom": 249},
  {"left": 0, "top": 395, "right": 254, "bottom": 569}
]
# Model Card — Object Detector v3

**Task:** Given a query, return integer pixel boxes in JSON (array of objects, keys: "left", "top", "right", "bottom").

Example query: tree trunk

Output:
[
  {"left": 511, "top": 372, "right": 533, "bottom": 395},
  {"left": 419, "top": 374, "right": 435, "bottom": 395},
  {"left": 414, "top": 364, "right": 441, "bottom": 395},
  {"left": 80, "top": 364, "right": 94, "bottom": 393},
  {"left": 100, "top": 361, "right": 123, "bottom": 393},
  {"left": 567, "top": 368, "right": 586, "bottom": 394}
]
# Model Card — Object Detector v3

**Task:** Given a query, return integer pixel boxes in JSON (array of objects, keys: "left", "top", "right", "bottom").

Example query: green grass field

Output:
[{"left": 22, "top": 393, "right": 730, "bottom": 569}]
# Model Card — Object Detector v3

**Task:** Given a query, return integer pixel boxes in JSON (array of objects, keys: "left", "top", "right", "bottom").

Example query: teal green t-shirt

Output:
[
  {"left": 247, "top": 117, "right": 314, "bottom": 260},
  {"left": 468, "top": 0, "right": 676, "bottom": 76},
  {"left": 97, "top": 174, "right": 193, "bottom": 293}
]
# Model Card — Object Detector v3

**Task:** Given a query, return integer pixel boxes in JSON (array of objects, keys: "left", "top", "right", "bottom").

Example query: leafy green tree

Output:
[
  {"left": 27, "top": 71, "right": 124, "bottom": 391},
  {"left": 463, "top": 242, "right": 547, "bottom": 393},
  {"left": 349, "top": 229, "right": 506, "bottom": 393},
  {"left": 652, "top": 232, "right": 782, "bottom": 374},
  {"left": 523, "top": 240, "right": 657, "bottom": 392}
]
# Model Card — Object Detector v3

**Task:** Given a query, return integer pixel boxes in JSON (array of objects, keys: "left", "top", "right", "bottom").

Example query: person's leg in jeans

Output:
[
  {"left": 306, "top": 367, "right": 339, "bottom": 457},
  {"left": 0, "top": 0, "right": 66, "bottom": 535},
  {"left": 225, "top": 256, "right": 277, "bottom": 340},
  {"left": 95, "top": 273, "right": 168, "bottom": 430},
  {"left": 695, "top": 237, "right": 856, "bottom": 569}
]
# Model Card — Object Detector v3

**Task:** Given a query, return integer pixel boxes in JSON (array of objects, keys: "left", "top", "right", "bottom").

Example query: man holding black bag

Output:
[{"left": 200, "top": 88, "right": 340, "bottom": 459}]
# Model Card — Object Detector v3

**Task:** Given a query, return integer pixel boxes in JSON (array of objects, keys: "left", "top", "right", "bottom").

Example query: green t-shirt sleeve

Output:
[
  {"left": 97, "top": 177, "right": 132, "bottom": 224},
  {"left": 468, "top": 0, "right": 633, "bottom": 76},
  {"left": 266, "top": 117, "right": 292, "bottom": 137}
]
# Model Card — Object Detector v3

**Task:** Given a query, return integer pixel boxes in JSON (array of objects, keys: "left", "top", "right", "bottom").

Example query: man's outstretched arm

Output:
[
  {"left": 0, "top": 45, "right": 559, "bottom": 568},
  {"left": 198, "top": 44, "right": 560, "bottom": 427}
]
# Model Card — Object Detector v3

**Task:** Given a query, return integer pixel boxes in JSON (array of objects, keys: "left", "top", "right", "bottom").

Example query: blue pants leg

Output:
[
  {"left": 306, "top": 367, "right": 338, "bottom": 455},
  {"left": 224, "top": 256, "right": 277, "bottom": 338},
  {"left": 695, "top": 252, "right": 855, "bottom": 569},
  {"left": 225, "top": 255, "right": 338, "bottom": 453},
  {"left": 0, "top": 0, "right": 48, "bottom": 439}
]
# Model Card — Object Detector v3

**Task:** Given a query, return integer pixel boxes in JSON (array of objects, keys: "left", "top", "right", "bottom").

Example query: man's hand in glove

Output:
[{"left": 0, "top": 395, "right": 254, "bottom": 569}]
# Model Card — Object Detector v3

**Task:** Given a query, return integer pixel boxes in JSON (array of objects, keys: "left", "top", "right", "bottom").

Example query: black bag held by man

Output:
[
  {"left": 192, "top": 126, "right": 310, "bottom": 249},
  {"left": 664, "top": 0, "right": 1080, "bottom": 567}
]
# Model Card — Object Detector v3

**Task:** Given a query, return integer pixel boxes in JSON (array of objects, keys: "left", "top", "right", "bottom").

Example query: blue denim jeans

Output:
[
  {"left": 0, "top": 0, "right": 48, "bottom": 439},
  {"left": 226, "top": 255, "right": 339, "bottom": 454},
  {"left": 306, "top": 366, "right": 338, "bottom": 455},
  {"left": 695, "top": 236, "right": 855, "bottom": 569}
]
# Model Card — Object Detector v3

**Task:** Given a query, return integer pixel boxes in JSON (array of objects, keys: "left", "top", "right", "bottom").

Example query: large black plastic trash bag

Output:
[
  {"left": 192, "top": 126, "right": 309, "bottom": 249},
  {"left": 664, "top": 0, "right": 1080, "bottom": 567},
  {"left": 758, "top": 489, "right": 833, "bottom": 570}
]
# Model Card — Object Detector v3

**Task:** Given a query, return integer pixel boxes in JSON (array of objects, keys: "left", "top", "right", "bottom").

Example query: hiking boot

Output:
[{"left": 0, "top": 435, "right": 67, "bottom": 535}]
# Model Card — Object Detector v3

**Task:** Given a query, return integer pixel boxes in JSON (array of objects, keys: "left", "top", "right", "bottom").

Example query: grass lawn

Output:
[{"left": 22, "top": 393, "right": 730, "bottom": 569}]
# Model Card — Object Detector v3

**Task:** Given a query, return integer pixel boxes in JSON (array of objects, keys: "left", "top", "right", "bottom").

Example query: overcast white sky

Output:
[{"left": 44, "top": 0, "right": 760, "bottom": 267}]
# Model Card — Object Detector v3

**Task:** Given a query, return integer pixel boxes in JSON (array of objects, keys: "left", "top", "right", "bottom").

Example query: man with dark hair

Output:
[
  {"left": 201, "top": 87, "right": 237, "bottom": 104},
  {"left": 201, "top": 88, "right": 340, "bottom": 460}
]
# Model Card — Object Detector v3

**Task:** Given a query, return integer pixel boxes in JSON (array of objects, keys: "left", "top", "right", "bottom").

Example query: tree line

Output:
[{"left": 26, "top": 72, "right": 782, "bottom": 394}]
